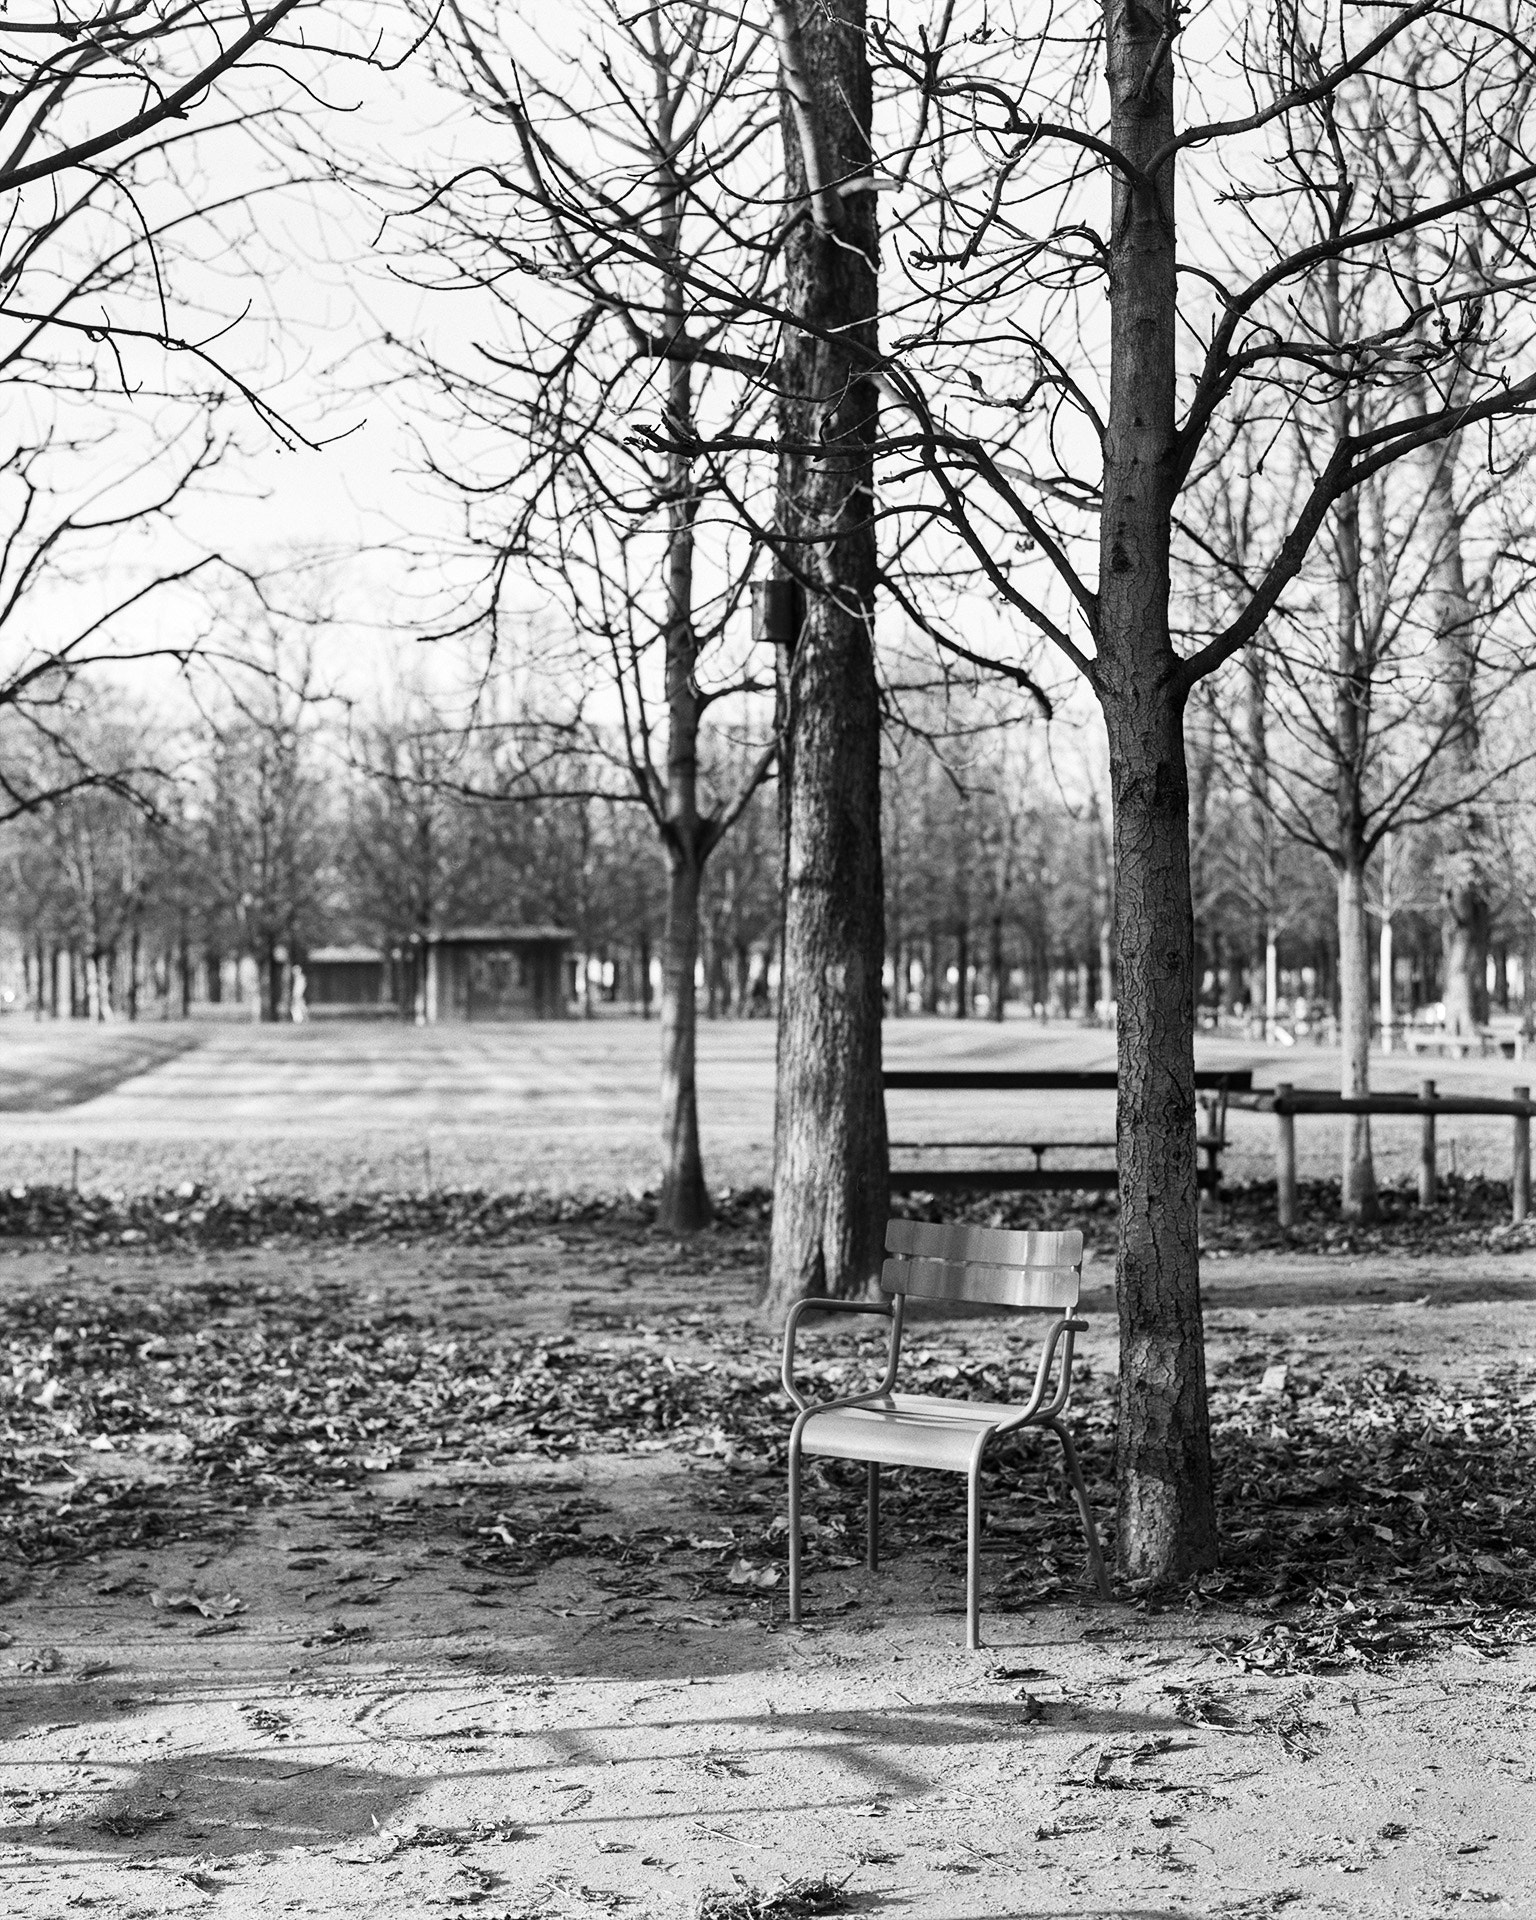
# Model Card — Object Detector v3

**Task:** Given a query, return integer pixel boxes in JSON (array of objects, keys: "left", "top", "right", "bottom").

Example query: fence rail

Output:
[{"left": 1230, "top": 1078, "right": 1534, "bottom": 1227}]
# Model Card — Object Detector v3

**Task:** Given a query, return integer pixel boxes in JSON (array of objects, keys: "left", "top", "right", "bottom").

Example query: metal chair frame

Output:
[{"left": 780, "top": 1220, "right": 1111, "bottom": 1650}]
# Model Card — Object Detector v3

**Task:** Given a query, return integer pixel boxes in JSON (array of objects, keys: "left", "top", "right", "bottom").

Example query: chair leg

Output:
[
  {"left": 966, "top": 1453, "right": 984, "bottom": 1651},
  {"left": 1050, "top": 1420, "right": 1111, "bottom": 1599},
  {"left": 788, "top": 1438, "right": 804, "bottom": 1624},
  {"left": 866, "top": 1463, "right": 879, "bottom": 1572}
]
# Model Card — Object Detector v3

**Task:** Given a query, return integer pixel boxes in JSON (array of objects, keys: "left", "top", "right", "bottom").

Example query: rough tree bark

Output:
[
  {"left": 1098, "top": 0, "right": 1218, "bottom": 1579},
  {"left": 765, "top": 0, "right": 887, "bottom": 1310}
]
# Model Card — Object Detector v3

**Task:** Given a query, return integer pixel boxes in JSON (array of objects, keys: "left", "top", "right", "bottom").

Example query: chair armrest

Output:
[
  {"left": 992, "top": 1317, "right": 1087, "bottom": 1432},
  {"left": 781, "top": 1296, "right": 900, "bottom": 1413}
]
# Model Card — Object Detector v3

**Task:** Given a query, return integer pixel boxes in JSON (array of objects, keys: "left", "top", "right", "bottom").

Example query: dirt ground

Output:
[{"left": 3, "top": 1237, "right": 1534, "bottom": 1920}]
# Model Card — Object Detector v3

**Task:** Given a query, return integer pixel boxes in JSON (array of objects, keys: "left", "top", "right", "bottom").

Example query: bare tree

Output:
[
  {"left": 200, "top": 626, "right": 334, "bottom": 1021},
  {"left": 0, "top": 0, "right": 395, "bottom": 811},
  {"left": 759, "top": 0, "right": 889, "bottom": 1305},
  {"left": 837, "top": 1, "right": 1536, "bottom": 1577},
  {"left": 370, "top": 0, "right": 779, "bottom": 1230}
]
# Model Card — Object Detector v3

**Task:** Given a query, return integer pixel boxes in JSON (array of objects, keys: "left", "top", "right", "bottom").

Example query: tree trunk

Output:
[
  {"left": 989, "top": 912, "right": 1006, "bottom": 1022},
  {"left": 765, "top": 0, "right": 886, "bottom": 1309},
  {"left": 1421, "top": 423, "right": 1488, "bottom": 1037},
  {"left": 1327, "top": 302, "right": 1377, "bottom": 1219},
  {"left": 649, "top": 119, "right": 720, "bottom": 1232},
  {"left": 659, "top": 851, "right": 710, "bottom": 1229},
  {"left": 1097, "top": 0, "right": 1218, "bottom": 1581},
  {"left": 261, "top": 947, "right": 282, "bottom": 1022},
  {"left": 1338, "top": 856, "right": 1378, "bottom": 1220},
  {"left": 955, "top": 923, "right": 970, "bottom": 1018}
]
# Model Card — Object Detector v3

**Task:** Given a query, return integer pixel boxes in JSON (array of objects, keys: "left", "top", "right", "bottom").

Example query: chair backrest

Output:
[{"left": 882, "top": 1219, "right": 1083, "bottom": 1310}]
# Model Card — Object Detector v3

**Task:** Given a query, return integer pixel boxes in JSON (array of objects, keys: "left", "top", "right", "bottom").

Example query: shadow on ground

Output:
[
  {"left": 7, "top": 1751, "right": 427, "bottom": 1855},
  {"left": 0, "top": 1028, "right": 204, "bottom": 1113}
]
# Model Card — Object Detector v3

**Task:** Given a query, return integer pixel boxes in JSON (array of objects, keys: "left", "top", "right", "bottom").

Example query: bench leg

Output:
[
  {"left": 966, "top": 1453, "right": 984, "bottom": 1652},
  {"left": 788, "top": 1437, "right": 804, "bottom": 1625},
  {"left": 866, "top": 1463, "right": 879, "bottom": 1572},
  {"left": 1050, "top": 1420, "right": 1111, "bottom": 1599}
]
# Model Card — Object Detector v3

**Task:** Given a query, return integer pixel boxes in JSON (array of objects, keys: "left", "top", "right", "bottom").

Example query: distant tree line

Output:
[{"left": 7, "top": 658, "right": 1533, "bottom": 1047}]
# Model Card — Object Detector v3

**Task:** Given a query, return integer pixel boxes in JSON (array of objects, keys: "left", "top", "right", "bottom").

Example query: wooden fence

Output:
[{"left": 1228, "top": 1080, "right": 1533, "bottom": 1227}]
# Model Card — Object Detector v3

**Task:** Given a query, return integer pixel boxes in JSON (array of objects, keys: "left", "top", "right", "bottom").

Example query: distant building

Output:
[
  {"left": 415, "top": 925, "right": 573, "bottom": 1022},
  {"left": 305, "top": 946, "right": 392, "bottom": 1015}
]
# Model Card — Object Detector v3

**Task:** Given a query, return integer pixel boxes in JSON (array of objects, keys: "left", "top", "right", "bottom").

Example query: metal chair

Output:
[{"left": 781, "top": 1218, "right": 1111, "bottom": 1649}]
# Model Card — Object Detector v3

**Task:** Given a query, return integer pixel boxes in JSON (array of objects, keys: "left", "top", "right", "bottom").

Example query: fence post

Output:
[
  {"left": 1419, "top": 1079, "right": 1437, "bottom": 1208},
  {"left": 1276, "top": 1083, "right": 1296, "bottom": 1228},
  {"left": 1514, "top": 1086, "right": 1530, "bottom": 1226}
]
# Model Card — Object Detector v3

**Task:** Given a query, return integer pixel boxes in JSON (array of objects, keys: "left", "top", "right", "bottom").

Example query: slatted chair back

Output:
[{"left": 881, "top": 1219, "right": 1082, "bottom": 1311}]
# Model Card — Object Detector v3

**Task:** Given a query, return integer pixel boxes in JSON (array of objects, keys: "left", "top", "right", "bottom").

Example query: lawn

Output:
[{"left": 2, "top": 1013, "right": 1533, "bottom": 1200}]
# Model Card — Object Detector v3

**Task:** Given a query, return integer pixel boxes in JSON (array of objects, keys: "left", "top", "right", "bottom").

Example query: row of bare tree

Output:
[
  {"left": 403, "top": 0, "right": 1536, "bottom": 1584},
  {"left": 8, "top": 1, "right": 1536, "bottom": 1583}
]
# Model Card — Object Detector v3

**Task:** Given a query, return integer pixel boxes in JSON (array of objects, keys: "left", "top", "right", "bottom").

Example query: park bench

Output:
[
  {"left": 1402, "top": 1027, "right": 1507, "bottom": 1058},
  {"left": 780, "top": 1217, "right": 1110, "bottom": 1650},
  {"left": 884, "top": 1067, "right": 1251, "bottom": 1195}
]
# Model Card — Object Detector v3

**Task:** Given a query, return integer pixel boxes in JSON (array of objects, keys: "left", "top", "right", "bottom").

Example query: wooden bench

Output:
[{"left": 884, "top": 1069, "right": 1250, "bottom": 1195}]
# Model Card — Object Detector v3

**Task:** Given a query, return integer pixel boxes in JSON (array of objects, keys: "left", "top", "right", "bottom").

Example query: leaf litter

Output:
[{"left": 1, "top": 1213, "right": 1533, "bottom": 1678}]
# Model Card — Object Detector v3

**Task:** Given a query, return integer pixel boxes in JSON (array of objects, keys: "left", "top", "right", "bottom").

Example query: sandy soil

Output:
[{"left": 3, "top": 1239, "right": 1534, "bottom": 1920}]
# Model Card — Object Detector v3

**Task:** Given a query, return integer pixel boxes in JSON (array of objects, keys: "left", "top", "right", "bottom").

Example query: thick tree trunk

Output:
[
  {"left": 659, "top": 852, "right": 710, "bottom": 1229},
  {"left": 765, "top": 0, "right": 887, "bottom": 1309},
  {"left": 1104, "top": 692, "right": 1216, "bottom": 1580},
  {"left": 989, "top": 912, "right": 1006, "bottom": 1021},
  {"left": 1098, "top": 0, "right": 1218, "bottom": 1581}
]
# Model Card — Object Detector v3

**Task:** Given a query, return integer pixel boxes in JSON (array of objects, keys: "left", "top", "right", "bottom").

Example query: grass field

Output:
[{"left": 1, "top": 1011, "right": 1532, "bottom": 1198}]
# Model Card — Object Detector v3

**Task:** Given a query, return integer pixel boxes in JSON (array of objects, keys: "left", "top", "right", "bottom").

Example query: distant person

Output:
[{"left": 291, "top": 964, "right": 308, "bottom": 1024}]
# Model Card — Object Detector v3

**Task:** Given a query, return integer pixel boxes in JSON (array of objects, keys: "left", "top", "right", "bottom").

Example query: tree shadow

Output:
[{"left": 9, "top": 1751, "right": 428, "bottom": 1856}]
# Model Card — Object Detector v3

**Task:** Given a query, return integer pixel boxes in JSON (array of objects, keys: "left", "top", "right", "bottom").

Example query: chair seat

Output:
[{"left": 799, "top": 1392, "right": 1039, "bottom": 1471}]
